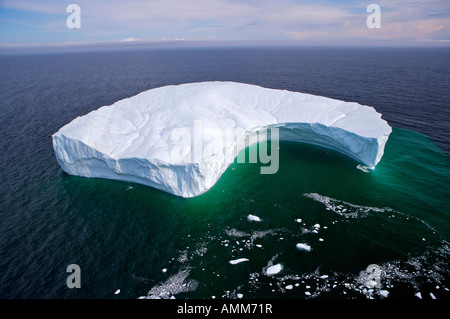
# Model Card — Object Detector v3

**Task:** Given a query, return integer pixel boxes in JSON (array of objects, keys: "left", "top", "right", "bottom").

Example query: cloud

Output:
[
  {"left": 121, "top": 37, "right": 142, "bottom": 42},
  {"left": 1, "top": 0, "right": 65, "bottom": 15},
  {"left": 1, "top": 0, "right": 450, "bottom": 45}
]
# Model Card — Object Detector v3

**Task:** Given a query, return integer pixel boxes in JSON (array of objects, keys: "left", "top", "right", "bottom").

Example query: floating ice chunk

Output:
[
  {"left": 357, "top": 164, "right": 370, "bottom": 173},
  {"left": 304, "top": 193, "right": 389, "bottom": 219},
  {"left": 313, "top": 224, "right": 320, "bottom": 229},
  {"left": 295, "top": 218, "right": 302, "bottom": 223},
  {"left": 52, "top": 82, "right": 392, "bottom": 198},
  {"left": 146, "top": 268, "right": 198, "bottom": 299},
  {"left": 114, "top": 289, "right": 120, "bottom": 295},
  {"left": 305, "top": 291, "right": 311, "bottom": 296},
  {"left": 430, "top": 292, "right": 436, "bottom": 299},
  {"left": 285, "top": 285, "right": 293, "bottom": 290},
  {"left": 237, "top": 293, "right": 243, "bottom": 299},
  {"left": 162, "top": 268, "right": 167, "bottom": 273},
  {"left": 266, "top": 264, "right": 283, "bottom": 276},
  {"left": 296, "top": 243, "right": 312, "bottom": 252},
  {"left": 247, "top": 214, "right": 262, "bottom": 222},
  {"left": 229, "top": 258, "right": 249, "bottom": 265},
  {"left": 320, "top": 275, "right": 329, "bottom": 279},
  {"left": 379, "top": 290, "right": 389, "bottom": 298}
]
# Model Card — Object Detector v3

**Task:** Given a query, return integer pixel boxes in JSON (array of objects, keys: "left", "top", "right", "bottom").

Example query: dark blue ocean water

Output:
[{"left": 0, "top": 47, "right": 449, "bottom": 299}]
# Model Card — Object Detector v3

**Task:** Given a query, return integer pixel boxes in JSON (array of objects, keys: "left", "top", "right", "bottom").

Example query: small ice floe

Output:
[
  {"left": 114, "top": 289, "right": 121, "bottom": 295},
  {"left": 356, "top": 164, "right": 370, "bottom": 173},
  {"left": 319, "top": 238, "right": 324, "bottom": 242},
  {"left": 229, "top": 258, "right": 249, "bottom": 265},
  {"left": 312, "top": 224, "right": 320, "bottom": 234},
  {"left": 415, "top": 292, "right": 422, "bottom": 299},
  {"left": 430, "top": 292, "right": 436, "bottom": 299},
  {"left": 126, "top": 186, "right": 133, "bottom": 190},
  {"left": 320, "top": 275, "right": 329, "bottom": 279},
  {"left": 305, "top": 291, "right": 311, "bottom": 296},
  {"left": 146, "top": 268, "right": 199, "bottom": 299},
  {"left": 256, "top": 244, "right": 262, "bottom": 248},
  {"left": 296, "top": 243, "right": 312, "bottom": 252},
  {"left": 295, "top": 218, "right": 302, "bottom": 223},
  {"left": 379, "top": 290, "right": 389, "bottom": 298},
  {"left": 285, "top": 285, "right": 293, "bottom": 290},
  {"left": 266, "top": 264, "right": 283, "bottom": 276},
  {"left": 162, "top": 268, "right": 167, "bottom": 273},
  {"left": 247, "top": 214, "right": 262, "bottom": 222},
  {"left": 237, "top": 293, "right": 243, "bottom": 299}
]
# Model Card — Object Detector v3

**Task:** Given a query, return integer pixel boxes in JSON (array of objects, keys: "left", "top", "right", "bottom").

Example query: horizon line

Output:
[{"left": 1, "top": 38, "right": 450, "bottom": 55}]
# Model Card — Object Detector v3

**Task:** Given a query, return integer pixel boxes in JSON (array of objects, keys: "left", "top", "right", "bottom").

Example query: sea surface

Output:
[{"left": 0, "top": 47, "right": 449, "bottom": 299}]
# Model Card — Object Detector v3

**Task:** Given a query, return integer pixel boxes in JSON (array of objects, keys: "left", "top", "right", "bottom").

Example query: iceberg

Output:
[
  {"left": 229, "top": 258, "right": 249, "bottom": 265},
  {"left": 296, "top": 243, "right": 312, "bottom": 252},
  {"left": 52, "top": 81, "right": 391, "bottom": 198},
  {"left": 265, "top": 263, "right": 283, "bottom": 276},
  {"left": 247, "top": 214, "right": 262, "bottom": 222}
]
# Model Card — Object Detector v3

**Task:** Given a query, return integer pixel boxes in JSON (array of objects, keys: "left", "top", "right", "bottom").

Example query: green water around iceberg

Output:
[
  {"left": 2, "top": 127, "right": 448, "bottom": 299},
  {"left": 44, "top": 127, "right": 447, "bottom": 299}
]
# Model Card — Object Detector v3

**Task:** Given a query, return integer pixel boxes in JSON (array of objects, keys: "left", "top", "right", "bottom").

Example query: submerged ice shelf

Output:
[{"left": 52, "top": 81, "right": 392, "bottom": 197}]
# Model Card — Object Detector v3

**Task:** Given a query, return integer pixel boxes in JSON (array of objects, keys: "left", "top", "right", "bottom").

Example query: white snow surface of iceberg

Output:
[{"left": 52, "top": 81, "right": 392, "bottom": 198}]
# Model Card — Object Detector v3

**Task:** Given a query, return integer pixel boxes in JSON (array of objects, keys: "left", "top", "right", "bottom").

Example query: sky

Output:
[{"left": 0, "top": 0, "right": 449, "bottom": 50}]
